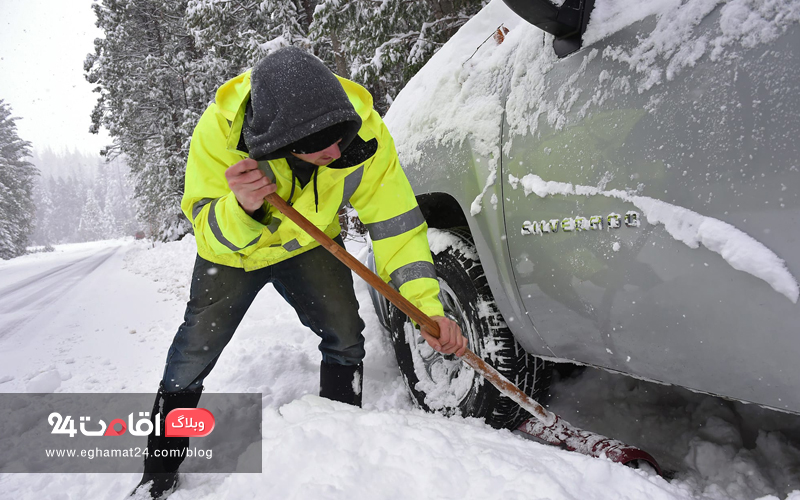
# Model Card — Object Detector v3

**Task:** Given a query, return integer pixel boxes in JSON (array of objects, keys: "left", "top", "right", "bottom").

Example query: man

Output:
[{"left": 133, "top": 46, "right": 467, "bottom": 499}]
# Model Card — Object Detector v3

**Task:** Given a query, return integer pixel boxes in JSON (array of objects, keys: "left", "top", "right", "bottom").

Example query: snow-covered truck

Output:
[{"left": 369, "top": 0, "right": 800, "bottom": 429}]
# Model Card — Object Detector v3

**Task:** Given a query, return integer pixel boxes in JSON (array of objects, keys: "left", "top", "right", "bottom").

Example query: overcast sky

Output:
[{"left": 0, "top": 0, "right": 110, "bottom": 156}]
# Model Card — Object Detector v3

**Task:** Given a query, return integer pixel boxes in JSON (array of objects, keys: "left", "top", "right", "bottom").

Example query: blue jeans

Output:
[{"left": 161, "top": 236, "right": 366, "bottom": 392}]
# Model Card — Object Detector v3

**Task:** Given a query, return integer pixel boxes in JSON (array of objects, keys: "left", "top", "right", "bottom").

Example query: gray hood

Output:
[{"left": 242, "top": 46, "right": 362, "bottom": 160}]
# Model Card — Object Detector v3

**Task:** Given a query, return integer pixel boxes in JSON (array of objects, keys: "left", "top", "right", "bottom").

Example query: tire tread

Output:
[{"left": 388, "top": 227, "right": 553, "bottom": 429}]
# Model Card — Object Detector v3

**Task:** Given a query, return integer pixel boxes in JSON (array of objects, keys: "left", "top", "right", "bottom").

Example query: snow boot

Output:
[
  {"left": 320, "top": 361, "right": 363, "bottom": 407},
  {"left": 130, "top": 384, "right": 203, "bottom": 499},
  {"left": 130, "top": 473, "right": 178, "bottom": 500}
]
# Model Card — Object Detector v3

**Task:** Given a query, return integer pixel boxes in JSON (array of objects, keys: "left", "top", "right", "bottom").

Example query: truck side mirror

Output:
[{"left": 501, "top": 0, "right": 596, "bottom": 57}]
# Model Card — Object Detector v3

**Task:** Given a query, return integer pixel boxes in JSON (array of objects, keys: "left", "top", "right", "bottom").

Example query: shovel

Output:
[{"left": 265, "top": 192, "right": 662, "bottom": 474}]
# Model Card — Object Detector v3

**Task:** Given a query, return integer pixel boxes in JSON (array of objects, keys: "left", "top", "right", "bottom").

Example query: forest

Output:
[
  {"left": 85, "top": 0, "right": 488, "bottom": 242},
  {"left": 0, "top": 0, "right": 488, "bottom": 258}
]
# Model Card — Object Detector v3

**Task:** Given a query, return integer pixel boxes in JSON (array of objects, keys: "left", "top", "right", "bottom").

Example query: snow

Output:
[
  {"left": 401, "top": 307, "right": 477, "bottom": 412},
  {"left": 0, "top": 0, "right": 796, "bottom": 496},
  {"left": 385, "top": 0, "right": 522, "bottom": 216},
  {"left": 547, "top": 368, "right": 800, "bottom": 500},
  {"left": 385, "top": 0, "right": 517, "bottom": 163},
  {"left": 511, "top": 173, "right": 800, "bottom": 303},
  {"left": 386, "top": 0, "right": 800, "bottom": 214},
  {"left": 24, "top": 370, "right": 63, "bottom": 393},
  {"left": 427, "top": 227, "right": 479, "bottom": 260},
  {"left": 585, "top": 0, "right": 800, "bottom": 88},
  {"left": 1, "top": 238, "right": 799, "bottom": 499}
]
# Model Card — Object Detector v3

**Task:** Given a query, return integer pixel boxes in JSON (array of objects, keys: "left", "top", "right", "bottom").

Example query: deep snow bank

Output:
[{"left": 0, "top": 238, "right": 799, "bottom": 499}]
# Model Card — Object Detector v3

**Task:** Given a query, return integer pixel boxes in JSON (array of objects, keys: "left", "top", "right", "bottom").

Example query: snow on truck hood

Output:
[
  {"left": 386, "top": 0, "right": 800, "bottom": 152},
  {"left": 385, "top": 0, "right": 800, "bottom": 303}
]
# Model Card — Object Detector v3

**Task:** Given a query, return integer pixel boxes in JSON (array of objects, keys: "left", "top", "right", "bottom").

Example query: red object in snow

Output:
[{"left": 517, "top": 416, "right": 663, "bottom": 475}]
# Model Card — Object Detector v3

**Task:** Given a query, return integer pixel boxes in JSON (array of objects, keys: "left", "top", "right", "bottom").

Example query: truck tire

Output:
[{"left": 388, "top": 227, "right": 553, "bottom": 429}]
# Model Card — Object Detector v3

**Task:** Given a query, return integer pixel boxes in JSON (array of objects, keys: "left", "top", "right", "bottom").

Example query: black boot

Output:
[
  {"left": 320, "top": 361, "right": 363, "bottom": 407},
  {"left": 131, "top": 384, "right": 203, "bottom": 499}
]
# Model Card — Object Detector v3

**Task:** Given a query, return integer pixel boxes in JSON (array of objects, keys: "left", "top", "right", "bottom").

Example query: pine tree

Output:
[
  {"left": 50, "top": 177, "right": 73, "bottom": 243},
  {"left": 185, "top": 0, "right": 315, "bottom": 82},
  {"left": 184, "top": 0, "right": 274, "bottom": 95},
  {"left": 264, "top": 0, "right": 310, "bottom": 49},
  {"left": 30, "top": 147, "right": 139, "bottom": 245},
  {"left": 78, "top": 189, "right": 107, "bottom": 241},
  {"left": 30, "top": 177, "right": 57, "bottom": 247},
  {"left": 83, "top": 0, "right": 486, "bottom": 244},
  {"left": 309, "top": 0, "right": 354, "bottom": 78},
  {"left": 311, "top": 0, "right": 488, "bottom": 114},
  {"left": 85, "top": 0, "right": 204, "bottom": 241},
  {"left": 60, "top": 175, "right": 87, "bottom": 242},
  {"left": 98, "top": 157, "right": 138, "bottom": 238},
  {"left": 0, "top": 100, "right": 38, "bottom": 259}
]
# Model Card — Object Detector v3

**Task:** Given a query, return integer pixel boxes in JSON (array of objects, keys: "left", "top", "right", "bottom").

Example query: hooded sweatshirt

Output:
[
  {"left": 181, "top": 48, "right": 444, "bottom": 319},
  {"left": 241, "top": 47, "right": 362, "bottom": 161}
]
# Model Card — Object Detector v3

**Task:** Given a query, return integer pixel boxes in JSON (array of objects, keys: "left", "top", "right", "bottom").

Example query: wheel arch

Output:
[
  {"left": 416, "top": 192, "right": 469, "bottom": 230},
  {"left": 415, "top": 192, "right": 551, "bottom": 359}
]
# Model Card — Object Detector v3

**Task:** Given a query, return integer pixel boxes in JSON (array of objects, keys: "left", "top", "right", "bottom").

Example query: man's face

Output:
[{"left": 290, "top": 140, "right": 342, "bottom": 166}]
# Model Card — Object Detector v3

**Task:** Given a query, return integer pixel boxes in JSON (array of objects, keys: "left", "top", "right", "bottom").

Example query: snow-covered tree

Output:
[
  {"left": 0, "top": 100, "right": 38, "bottom": 259},
  {"left": 30, "top": 179, "right": 56, "bottom": 248},
  {"left": 85, "top": 0, "right": 203, "bottom": 241},
  {"left": 82, "top": 0, "right": 485, "bottom": 243},
  {"left": 308, "top": 0, "right": 353, "bottom": 78},
  {"left": 264, "top": 0, "right": 311, "bottom": 49},
  {"left": 184, "top": 0, "right": 275, "bottom": 100},
  {"left": 47, "top": 175, "right": 85, "bottom": 243},
  {"left": 185, "top": 0, "right": 316, "bottom": 84},
  {"left": 29, "top": 150, "right": 137, "bottom": 245},
  {"left": 77, "top": 189, "right": 110, "bottom": 241},
  {"left": 311, "top": 0, "right": 488, "bottom": 114},
  {"left": 98, "top": 156, "right": 139, "bottom": 238}
]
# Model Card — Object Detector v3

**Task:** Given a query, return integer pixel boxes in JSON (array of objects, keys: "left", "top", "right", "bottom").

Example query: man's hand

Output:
[
  {"left": 420, "top": 316, "right": 468, "bottom": 357},
  {"left": 225, "top": 158, "right": 277, "bottom": 214}
]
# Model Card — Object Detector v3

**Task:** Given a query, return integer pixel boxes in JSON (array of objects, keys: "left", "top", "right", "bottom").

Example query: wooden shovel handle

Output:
[{"left": 264, "top": 192, "right": 553, "bottom": 423}]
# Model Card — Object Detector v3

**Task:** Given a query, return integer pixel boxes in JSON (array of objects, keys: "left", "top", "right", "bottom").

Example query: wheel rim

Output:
[{"left": 403, "top": 279, "right": 477, "bottom": 411}]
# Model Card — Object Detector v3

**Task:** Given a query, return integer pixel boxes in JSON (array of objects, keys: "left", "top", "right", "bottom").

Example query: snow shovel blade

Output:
[
  {"left": 462, "top": 349, "right": 663, "bottom": 475},
  {"left": 264, "top": 192, "right": 663, "bottom": 475},
  {"left": 517, "top": 415, "right": 663, "bottom": 475}
]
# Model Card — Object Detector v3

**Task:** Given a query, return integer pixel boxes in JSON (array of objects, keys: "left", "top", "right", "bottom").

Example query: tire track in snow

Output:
[{"left": 0, "top": 246, "right": 120, "bottom": 339}]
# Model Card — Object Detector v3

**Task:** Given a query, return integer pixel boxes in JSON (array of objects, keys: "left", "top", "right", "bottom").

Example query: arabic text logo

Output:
[
  {"left": 165, "top": 408, "right": 215, "bottom": 437},
  {"left": 47, "top": 409, "right": 216, "bottom": 438}
]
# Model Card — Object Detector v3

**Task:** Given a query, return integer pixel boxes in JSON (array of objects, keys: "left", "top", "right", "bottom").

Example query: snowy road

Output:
[
  {"left": 0, "top": 245, "right": 120, "bottom": 339},
  {"left": 0, "top": 238, "right": 798, "bottom": 500}
]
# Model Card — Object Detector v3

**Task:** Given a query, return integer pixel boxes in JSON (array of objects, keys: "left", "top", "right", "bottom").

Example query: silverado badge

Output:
[{"left": 521, "top": 211, "right": 641, "bottom": 235}]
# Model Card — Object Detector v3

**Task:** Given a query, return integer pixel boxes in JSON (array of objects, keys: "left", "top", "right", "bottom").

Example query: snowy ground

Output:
[{"left": 0, "top": 237, "right": 798, "bottom": 500}]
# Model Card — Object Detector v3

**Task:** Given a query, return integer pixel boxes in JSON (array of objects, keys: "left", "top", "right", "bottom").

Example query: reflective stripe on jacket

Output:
[{"left": 181, "top": 70, "right": 445, "bottom": 318}]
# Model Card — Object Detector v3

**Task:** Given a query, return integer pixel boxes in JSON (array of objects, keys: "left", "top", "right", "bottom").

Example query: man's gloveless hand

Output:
[
  {"left": 225, "top": 158, "right": 277, "bottom": 214},
  {"left": 420, "top": 316, "right": 468, "bottom": 357}
]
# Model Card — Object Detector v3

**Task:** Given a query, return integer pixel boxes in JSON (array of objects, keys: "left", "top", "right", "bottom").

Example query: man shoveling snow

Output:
[{"left": 132, "top": 46, "right": 467, "bottom": 499}]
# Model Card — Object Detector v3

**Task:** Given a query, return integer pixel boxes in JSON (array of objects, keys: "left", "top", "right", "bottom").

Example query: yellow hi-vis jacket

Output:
[{"left": 181, "top": 70, "right": 445, "bottom": 319}]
